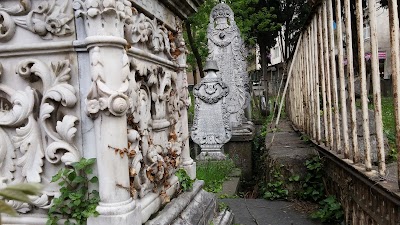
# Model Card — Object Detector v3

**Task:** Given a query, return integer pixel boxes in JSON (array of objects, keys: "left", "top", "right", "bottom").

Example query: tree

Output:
[{"left": 276, "top": 0, "right": 311, "bottom": 62}]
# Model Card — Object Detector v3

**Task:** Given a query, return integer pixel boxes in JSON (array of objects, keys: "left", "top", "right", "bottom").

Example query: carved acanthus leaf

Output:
[
  {"left": 0, "top": 86, "right": 35, "bottom": 127},
  {"left": 0, "top": 128, "right": 16, "bottom": 183},
  {"left": 125, "top": 13, "right": 173, "bottom": 59},
  {"left": 16, "top": 59, "right": 80, "bottom": 166},
  {"left": 0, "top": 0, "right": 74, "bottom": 42},
  {"left": 12, "top": 116, "right": 44, "bottom": 183}
]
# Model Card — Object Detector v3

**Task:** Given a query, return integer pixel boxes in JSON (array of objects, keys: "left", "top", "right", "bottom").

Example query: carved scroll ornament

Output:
[
  {"left": 0, "top": 0, "right": 74, "bottom": 42},
  {"left": 0, "top": 59, "right": 80, "bottom": 213},
  {"left": 85, "top": 47, "right": 130, "bottom": 118}
]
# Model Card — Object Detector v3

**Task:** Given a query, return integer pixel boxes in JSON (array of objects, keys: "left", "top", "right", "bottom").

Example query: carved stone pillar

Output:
[
  {"left": 175, "top": 32, "right": 196, "bottom": 179},
  {"left": 73, "top": 1, "right": 139, "bottom": 224}
]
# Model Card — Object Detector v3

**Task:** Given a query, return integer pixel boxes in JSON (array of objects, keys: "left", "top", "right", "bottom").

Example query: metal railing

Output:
[{"left": 276, "top": 0, "right": 400, "bottom": 188}]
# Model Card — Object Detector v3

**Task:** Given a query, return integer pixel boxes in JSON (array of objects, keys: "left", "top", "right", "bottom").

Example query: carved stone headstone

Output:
[
  {"left": 207, "top": 2, "right": 251, "bottom": 130},
  {"left": 191, "top": 60, "right": 231, "bottom": 160}
]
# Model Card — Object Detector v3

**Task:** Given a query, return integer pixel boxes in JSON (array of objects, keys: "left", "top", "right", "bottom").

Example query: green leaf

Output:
[
  {"left": 5, "top": 183, "right": 42, "bottom": 195},
  {"left": 0, "top": 200, "right": 17, "bottom": 216},
  {"left": 72, "top": 176, "right": 85, "bottom": 184},
  {"left": 90, "top": 176, "right": 98, "bottom": 183},
  {"left": 0, "top": 189, "right": 31, "bottom": 203}
]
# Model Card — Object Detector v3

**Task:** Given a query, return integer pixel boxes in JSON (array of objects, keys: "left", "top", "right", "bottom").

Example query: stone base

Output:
[
  {"left": 87, "top": 198, "right": 140, "bottom": 225},
  {"left": 146, "top": 180, "right": 228, "bottom": 225},
  {"left": 182, "top": 161, "right": 197, "bottom": 180},
  {"left": 224, "top": 123, "right": 255, "bottom": 179},
  {"left": 198, "top": 150, "right": 226, "bottom": 160}
]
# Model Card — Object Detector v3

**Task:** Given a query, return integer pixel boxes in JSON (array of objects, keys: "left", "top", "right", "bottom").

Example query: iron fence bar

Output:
[
  {"left": 355, "top": 0, "right": 372, "bottom": 170},
  {"left": 335, "top": 0, "right": 350, "bottom": 158},
  {"left": 388, "top": 0, "right": 400, "bottom": 187},
  {"left": 318, "top": 8, "right": 329, "bottom": 145},
  {"left": 344, "top": 0, "right": 360, "bottom": 162},
  {"left": 323, "top": 1, "right": 334, "bottom": 149},
  {"left": 306, "top": 29, "right": 312, "bottom": 136},
  {"left": 369, "top": 0, "right": 386, "bottom": 176},
  {"left": 314, "top": 16, "right": 322, "bottom": 143},
  {"left": 327, "top": 0, "right": 341, "bottom": 153}
]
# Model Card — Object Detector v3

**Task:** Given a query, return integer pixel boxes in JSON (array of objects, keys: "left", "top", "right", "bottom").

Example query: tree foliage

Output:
[{"left": 276, "top": 0, "right": 311, "bottom": 61}]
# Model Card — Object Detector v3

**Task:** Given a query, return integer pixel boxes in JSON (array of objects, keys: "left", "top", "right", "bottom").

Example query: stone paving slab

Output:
[{"left": 221, "top": 199, "right": 322, "bottom": 225}]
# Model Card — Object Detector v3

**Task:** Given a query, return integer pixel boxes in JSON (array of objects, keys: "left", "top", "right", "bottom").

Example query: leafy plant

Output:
[
  {"left": 262, "top": 165, "right": 288, "bottom": 200},
  {"left": 311, "top": 195, "right": 344, "bottom": 223},
  {"left": 299, "top": 156, "right": 325, "bottom": 202},
  {"left": 0, "top": 183, "right": 42, "bottom": 221},
  {"left": 47, "top": 158, "right": 100, "bottom": 225},
  {"left": 175, "top": 169, "right": 194, "bottom": 192}
]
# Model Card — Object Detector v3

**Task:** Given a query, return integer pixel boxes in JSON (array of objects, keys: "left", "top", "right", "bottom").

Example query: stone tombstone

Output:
[
  {"left": 207, "top": 2, "right": 251, "bottom": 131},
  {"left": 191, "top": 60, "right": 231, "bottom": 160},
  {"left": 0, "top": 1, "right": 235, "bottom": 225}
]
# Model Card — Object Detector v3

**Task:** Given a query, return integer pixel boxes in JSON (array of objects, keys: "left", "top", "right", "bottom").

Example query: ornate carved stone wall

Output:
[{"left": 0, "top": 0, "right": 200, "bottom": 224}]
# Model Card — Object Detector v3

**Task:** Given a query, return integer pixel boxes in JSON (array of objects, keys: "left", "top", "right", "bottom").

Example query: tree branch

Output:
[{"left": 184, "top": 20, "right": 204, "bottom": 78}]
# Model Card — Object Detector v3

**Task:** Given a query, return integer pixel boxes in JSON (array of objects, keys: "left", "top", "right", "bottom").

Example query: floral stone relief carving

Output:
[
  {"left": 0, "top": 0, "right": 74, "bottom": 42},
  {"left": 126, "top": 58, "right": 183, "bottom": 200},
  {"left": 0, "top": 59, "right": 80, "bottom": 213}
]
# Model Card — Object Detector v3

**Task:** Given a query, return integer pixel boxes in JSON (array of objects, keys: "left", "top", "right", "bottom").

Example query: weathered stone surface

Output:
[
  {"left": 191, "top": 62, "right": 232, "bottom": 160},
  {"left": 207, "top": 2, "right": 250, "bottom": 129},
  {"left": 146, "top": 180, "right": 216, "bottom": 225},
  {"left": 264, "top": 120, "right": 318, "bottom": 197}
]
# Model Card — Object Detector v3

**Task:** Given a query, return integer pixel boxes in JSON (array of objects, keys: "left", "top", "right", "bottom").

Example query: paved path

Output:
[
  {"left": 219, "top": 119, "right": 322, "bottom": 225},
  {"left": 221, "top": 199, "right": 321, "bottom": 225}
]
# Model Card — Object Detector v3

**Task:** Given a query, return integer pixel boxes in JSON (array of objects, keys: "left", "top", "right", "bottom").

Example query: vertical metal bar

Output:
[
  {"left": 356, "top": 0, "right": 372, "bottom": 169},
  {"left": 327, "top": 0, "right": 341, "bottom": 153},
  {"left": 310, "top": 17, "right": 317, "bottom": 140},
  {"left": 306, "top": 29, "right": 313, "bottom": 136},
  {"left": 318, "top": 9, "right": 329, "bottom": 145},
  {"left": 344, "top": 0, "right": 360, "bottom": 162},
  {"left": 302, "top": 40, "right": 307, "bottom": 132},
  {"left": 323, "top": 1, "right": 334, "bottom": 149},
  {"left": 388, "top": 0, "right": 400, "bottom": 187},
  {"left": 335, "top": 0, "right": 350, "bottom": 158},
  {"left": 369, "top": 0, "right": 386, "bottom": 176},
  {"left": 314, "top": 16, "right": 322, "bottom": 143}
]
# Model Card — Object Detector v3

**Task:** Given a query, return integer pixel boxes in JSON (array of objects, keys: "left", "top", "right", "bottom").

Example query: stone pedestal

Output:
[{"left": 224, "top": 123, "right": 255, "bottom": 179}]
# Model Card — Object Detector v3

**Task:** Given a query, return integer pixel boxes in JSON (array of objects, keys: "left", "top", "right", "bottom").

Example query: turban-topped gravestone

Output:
[
  {"left": 191, "top": 60, "right": 231, "bottom": 160},
  {"left": 207, "top": 2, "right": 252, "bottom": 132}
]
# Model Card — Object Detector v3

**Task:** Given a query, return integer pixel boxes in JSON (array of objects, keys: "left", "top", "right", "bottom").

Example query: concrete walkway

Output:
[
  {"left": 218, "top": 119, "right": 322, "bottom": 225},
  {"left": 221, "top": 199, "right": 322, "bottom": 225}
]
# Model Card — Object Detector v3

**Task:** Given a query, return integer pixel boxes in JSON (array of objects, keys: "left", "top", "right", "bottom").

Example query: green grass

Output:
[
  {"left": 196, "top": 159, "right": 235, "bottom": 193},
  {"left": 188, "top": 91, "right": 195, "bottom": 123},
  {"left": 381, "top": 97, "right": 397, "bottom": 159}
]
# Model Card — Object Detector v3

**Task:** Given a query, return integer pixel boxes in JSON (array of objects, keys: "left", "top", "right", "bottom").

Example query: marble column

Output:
[{"left": 73, "top": 1, "right": 139, "bottom": 224}]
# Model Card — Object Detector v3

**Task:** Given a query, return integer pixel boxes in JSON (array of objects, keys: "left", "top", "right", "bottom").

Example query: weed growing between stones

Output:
[
  {"left": 47, "top": 158, "right": 100, "bottom": 225},
  {"left": 175, "top": 168, "right": 194, "bottom": 192}
]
